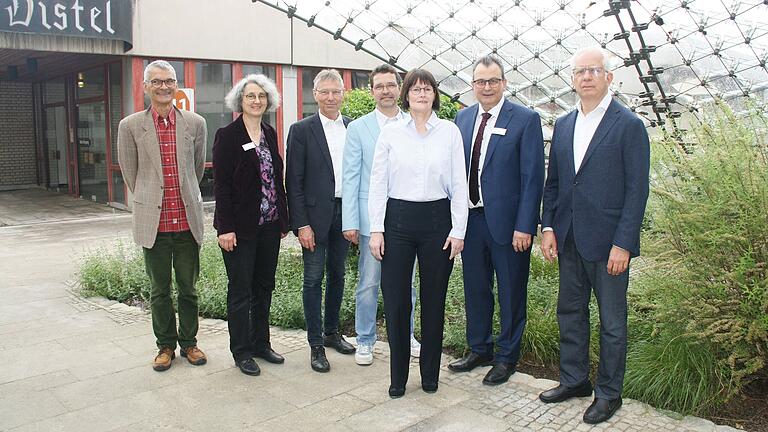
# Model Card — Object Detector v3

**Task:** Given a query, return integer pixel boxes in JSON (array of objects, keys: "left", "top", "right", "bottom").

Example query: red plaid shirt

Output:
[{"left": 152, "top": 107, "right": 190, "bottom": 233}]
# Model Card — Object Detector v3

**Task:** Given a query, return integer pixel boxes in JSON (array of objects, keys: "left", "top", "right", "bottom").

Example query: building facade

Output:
[{"left": 0, "top": 0, "right": 380, "bottom": 207}]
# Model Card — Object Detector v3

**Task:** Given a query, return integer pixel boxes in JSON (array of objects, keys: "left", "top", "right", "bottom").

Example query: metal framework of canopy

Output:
[{"left": 256, "top": 0, "right": 768, "bottom": 137}]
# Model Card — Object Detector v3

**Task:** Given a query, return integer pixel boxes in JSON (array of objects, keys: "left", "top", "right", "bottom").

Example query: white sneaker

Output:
[
  {"left": 355, "top": 344, "right": 373, "bottom": 365},
  {"left": 410, "top": 336, "right": 421, "bottom": 358}
]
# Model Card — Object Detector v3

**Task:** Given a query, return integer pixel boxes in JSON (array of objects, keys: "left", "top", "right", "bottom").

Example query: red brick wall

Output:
[{"left": 0, "top": 82, "right": 37, "bottom": 187}]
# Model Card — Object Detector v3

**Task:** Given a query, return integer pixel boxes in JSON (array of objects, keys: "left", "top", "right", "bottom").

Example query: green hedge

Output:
[{"left": 341, "top": 87, "right": 461, "bottom": 121}]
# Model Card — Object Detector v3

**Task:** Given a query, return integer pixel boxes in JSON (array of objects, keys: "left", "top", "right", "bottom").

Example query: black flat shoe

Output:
[
  {"left": 583, "top": 397, "right": 622, "bottom": 424},
  {"left": 482, "top": 362, "right": 515, "bottom": 385},
  {"left": 422, "top": 382, "right": 438, "bottom": 393},
  {"left": 255, "top": 348, "right": 285, "bottom": 364},
  {"left": 323, "top": 333, "right": 356, "bottom": 354},
  {"left": 235, "top": 358, "right": 260, "bottom": 376},
  {"left": 388, "top": 386, "right": 405, "bottom": 398},
  {"left": 310, "top": 346, "right": 330, "bottom": 373},
  {"left": 447, "top": 352, "right": 494, "bottom": 372},
  {"left": 539, "top": 381, "right": 593, "bottom": 403}
]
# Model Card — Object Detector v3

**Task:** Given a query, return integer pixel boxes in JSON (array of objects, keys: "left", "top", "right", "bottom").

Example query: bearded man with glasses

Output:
[{"left": 117, "top": 60, "right": 208, "bottom": 372}]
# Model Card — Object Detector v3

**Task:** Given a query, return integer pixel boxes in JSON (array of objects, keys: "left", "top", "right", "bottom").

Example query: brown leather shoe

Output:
[
  {"left": 153, "top": 346, "right": 175, "bottom": 372},
  {"left": 180, "top": 345, "right": 207, "bottom": 366}
]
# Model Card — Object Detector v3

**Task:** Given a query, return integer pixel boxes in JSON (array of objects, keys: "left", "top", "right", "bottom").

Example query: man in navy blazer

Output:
[
  {"left": 286, "top": 69, "right": 355, "bottom": 373},
  {"left": 538, "top": 47, "right": 650, "bottom": 425},
  {"left": 448, "top": 55, "right": 545, "bottom": 386}
]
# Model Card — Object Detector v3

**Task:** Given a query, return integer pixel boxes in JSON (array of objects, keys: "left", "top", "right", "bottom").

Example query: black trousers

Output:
[
  {"left": 381, "top": 199, "right": 454, "bottom": 389},
  {"left": 221, "top": 222, "right": 281, "bottom": 362}
]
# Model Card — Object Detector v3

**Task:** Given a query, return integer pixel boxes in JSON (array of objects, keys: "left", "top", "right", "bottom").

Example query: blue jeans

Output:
[
  {"left": 355, "top": 234, "right": 417, "bottom": 347},
  {"left": 301, "top": 202, "right": 350, "bottom": 347}
]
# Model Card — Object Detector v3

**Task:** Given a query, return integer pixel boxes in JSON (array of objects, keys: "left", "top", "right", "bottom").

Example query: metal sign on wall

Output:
[{"left": 1, "top": 0, "right": 132, "bottom": 47}]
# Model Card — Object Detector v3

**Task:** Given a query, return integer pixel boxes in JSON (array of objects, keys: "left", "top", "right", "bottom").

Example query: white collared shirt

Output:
[
  {"left": 368, "top": 112, "right": 469, "bottom": 239},
  {"left": 469, "top": 98, "right": 505, "bottom": 208},
  {"left": 374, "top": 108, "right": 405, "bottom": 129},
  {"left": 573, "top": 92, "right": 613, "bottom": 173},
  {"left": 319, "top": 111, "right": 347, "bottom": 197}
]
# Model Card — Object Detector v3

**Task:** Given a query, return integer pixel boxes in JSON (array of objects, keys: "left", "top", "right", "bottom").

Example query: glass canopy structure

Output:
[{"left": 256, "top": 0, "right": 768, "bottom": 137}]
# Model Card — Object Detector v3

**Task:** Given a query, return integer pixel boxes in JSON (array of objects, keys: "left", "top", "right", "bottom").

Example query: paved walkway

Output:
[{"left": 0, "top": 191, "right": 741, "bottom": 431}]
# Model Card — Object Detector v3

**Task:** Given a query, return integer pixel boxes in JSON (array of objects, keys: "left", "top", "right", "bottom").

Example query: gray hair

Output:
[
  {"left": 313, "top": 69, "right": 343, "bottom": 89},
  {"left": 569, "top": 46, "right": 614, "bottom": 71},
  {"left": 225, "top": 74, "right": 281, "bottom": 113},
  {"left": 143, "top": 60, "right": 177, "bottom": 82},
  {"left": 473, "top": 55, "right": 506, "bottom": 79}
]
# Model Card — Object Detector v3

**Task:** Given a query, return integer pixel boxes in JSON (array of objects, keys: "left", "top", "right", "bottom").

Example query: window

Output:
[{"left": 351, "top": 70, "right": 369, "bottom": 89}]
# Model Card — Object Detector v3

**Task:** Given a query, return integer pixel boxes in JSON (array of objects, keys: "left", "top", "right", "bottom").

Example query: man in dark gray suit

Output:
[
  {"left": 286, "top": 69, "right": 355, "bottom": 373},
  {"left": 538, "top": 47, "right": 650, "bottom": 424}
]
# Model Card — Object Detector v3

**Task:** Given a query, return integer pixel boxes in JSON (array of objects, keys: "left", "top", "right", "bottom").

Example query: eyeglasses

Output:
[
  {"left": 472, "top": 78, "right": 504, "bottom": 88},
  {"left": 572, "top": 66, "right": 605, "bottom": 78},
  {"left": 314, "top": 89, "right": 343, "bottom": 97},
  {"left": 372, "top": 83, "right": 398, "bottom": 92},
  {"left": 409, "top": 86, "right": 434, "bottom": 95},
  {"left": 244, "top": 93, "right": 267, "bottom": 102},
  {"left": 148, "top": 78, "right": 177, "bottom": 88}
]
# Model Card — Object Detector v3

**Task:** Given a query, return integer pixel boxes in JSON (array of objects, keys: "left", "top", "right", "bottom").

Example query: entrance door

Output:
[
  {"left": 43, "top": 106, "right": 69, "bottom": 190},
  {"left": 75, "top": 100, "right": 109, "bottom": 202}
]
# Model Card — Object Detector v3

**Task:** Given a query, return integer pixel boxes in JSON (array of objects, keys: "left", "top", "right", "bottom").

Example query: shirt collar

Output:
[
  {"left": 407, "top": 111, "right": 440, "bottom": 130},
  {"left": 375, "top": 107, "right": 404, "bottom": 124},
  {"left": 151, "top": 106, "right": 176, "bottom": 126},
  {"left": 319, "top": 111, "right": 344, "bottom": 127},
  {"left": 576, "top": 92, "right": 613, "bottom": 116},
  {"left": 478, "top": 98, "right": 504, "bottom": 119}
]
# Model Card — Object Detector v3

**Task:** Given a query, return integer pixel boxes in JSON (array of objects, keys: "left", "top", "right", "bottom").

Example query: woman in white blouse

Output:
[{"left": 368, "top": 69, "right": 469, "bottom": 398}]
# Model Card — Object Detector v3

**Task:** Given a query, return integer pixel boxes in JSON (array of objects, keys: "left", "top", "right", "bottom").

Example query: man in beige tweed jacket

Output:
[{"left": 117, "top": 60, "right": 208, "bottom": 372}]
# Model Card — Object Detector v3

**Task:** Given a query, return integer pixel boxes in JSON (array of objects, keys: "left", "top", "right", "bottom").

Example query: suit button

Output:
[
  {"left": 157, "top": 206, "right": 161, "bottom": 209},
  {"left": 573, "top": 181, "right": 579, "bottom": 185}
]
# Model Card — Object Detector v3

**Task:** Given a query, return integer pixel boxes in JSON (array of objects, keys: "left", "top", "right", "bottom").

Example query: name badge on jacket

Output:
[
  {"left": 242, "top": 142, "right": 256, "bottom": 151},
  {"left": 491, "top": 127, "right": 506, "bottom": 136}
]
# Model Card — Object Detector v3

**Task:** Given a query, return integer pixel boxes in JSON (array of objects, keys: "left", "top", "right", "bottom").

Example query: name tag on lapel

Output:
[
  {"left": 491, "top": 127, "right": 506, "bottom": 135},
  {"left": 242, "top": 142, "right": 256, "bottom": 151}
]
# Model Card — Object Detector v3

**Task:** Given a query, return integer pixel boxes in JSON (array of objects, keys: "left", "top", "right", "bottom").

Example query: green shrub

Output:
[
  {"left": 641, "top": 102, "right": 768, "bottom": 407},
  {"left": 340, "top": 87, "right": 461, "bottom": 121}
]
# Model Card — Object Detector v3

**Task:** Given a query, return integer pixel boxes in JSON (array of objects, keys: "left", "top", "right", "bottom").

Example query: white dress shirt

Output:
[
  {"left": 374, "top": 108, "right": 405, "bottom": 129},
  {"left": 573, "top": 92, "right": 612, "bottom": 173},
  {"left": 368, "top": 112, "right": 469, "bottom": 239},
  {"left": 319, "top": 111, "right": 347, "bottom": 197},
  {"left": 542, "top": 92, "right": 613, "bottom": 232},
  {"left": 468, "top": 98, "right": 505, "bottom": 208}
]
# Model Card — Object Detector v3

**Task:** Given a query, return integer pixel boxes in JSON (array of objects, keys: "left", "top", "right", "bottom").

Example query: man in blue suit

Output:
[
  {"left": 342, "top": 64, "right": 420, "bottom": 366},
  {"left": 538, "top": 47, "right": 650, "bottom": 424},
  {"left": 448, "top": 55, "right": 545, "bottom": 385}
]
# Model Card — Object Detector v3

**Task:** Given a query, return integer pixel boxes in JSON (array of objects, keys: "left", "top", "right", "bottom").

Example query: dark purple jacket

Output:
[{"left": 213, "top": 115, "right": 289, "bottom": 238}]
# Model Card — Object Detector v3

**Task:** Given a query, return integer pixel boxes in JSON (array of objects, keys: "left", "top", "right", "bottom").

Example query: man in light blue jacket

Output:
[{"left": 342, "top": 64, "right": 419, "bottom": 366}]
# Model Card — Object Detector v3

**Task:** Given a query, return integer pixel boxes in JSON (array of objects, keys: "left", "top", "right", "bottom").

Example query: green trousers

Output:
[{"left": 143, "top": 231, "right": 200, "bottom": 349}]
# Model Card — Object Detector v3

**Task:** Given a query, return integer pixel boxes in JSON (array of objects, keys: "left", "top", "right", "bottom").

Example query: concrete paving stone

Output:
[
  {"left": 339, "top": 396, "right": 442, "bottom": 432},
  {"left": 0, "top": 369, "right": 78, "bottom": 399},
  {"left": 0, "top": 341, "right": 126, "bottom": 384},
  {"left": 405, "top": 406, "right": 509, "bottom": 432},
  {"left": 0, "top": 386, "right": 69, "bottom": 430},
  {"left": 681, "top": 415, "right": 717, "bottom": 431},
  {"left": 256, "top": 392, "right": 373, "bottom": 431}
]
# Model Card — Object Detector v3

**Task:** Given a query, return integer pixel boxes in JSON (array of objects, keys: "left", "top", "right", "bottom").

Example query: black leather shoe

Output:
[
  {"left": 388, "top": 385, "right": 405, "bottom": 398},
  {"left": 539, "top": 381, "right": 593, "bottom": 403},
  {"left": 583, "top": 397, "right": 622, "bottom": 424},
  {"left": 255, "top": 348, "right": 285, "bottom": 364},
  {"left": 235, "top": 358, "right": 261, "bottom": 376},
  {"left": 310, "top": 346, "right": 330, "bottom": 373},
  {"left": 323, "top": 333, "right": 356, "bottom": 354},
  {"left": 422, "top": 382, "right": 438, "bottom": 393},
  {"left": 482, "top": 362, "right": 515, "bottom": 385},
  {"left": 447, "top": 352, "right": 494, "bottom": 372}
]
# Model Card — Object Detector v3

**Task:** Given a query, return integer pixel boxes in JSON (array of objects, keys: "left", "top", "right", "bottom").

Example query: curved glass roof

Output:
[{"left": 257, "top": 0, "right": 768, "bottom": 136}]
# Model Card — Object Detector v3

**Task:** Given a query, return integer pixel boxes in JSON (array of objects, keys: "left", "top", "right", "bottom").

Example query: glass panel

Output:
[
  {"left": 111, "top": 170, "right": 125, "bottom": 205},
  {"left": 76, "top": 67, "right": 105, "bottom": 100},
  {"left": 200, "top": 167, "right": 214, "bottom": 202},
  {"left": 44, "top": 106, "right": 68, "bottom": 188},
  {"left": 142, "top": 60, "right": 185, "bottom": 109},
  {"left": 352, "top": 70, "right": 369, "bottom": 88},
  {"left": 301, "top": 67, "right": 322, "bottom": 118},
  {"left": 241, "top": 64, "right": 278, "bottom": 127},
  {"left": 77, "top": 101, "right": 109, "bottom": 202},
  {"left": 43, "top": 78, "right": 66, "bottom": 105},
  {"left": 195, "top": 62, "right": 233, "bottom": 161}
]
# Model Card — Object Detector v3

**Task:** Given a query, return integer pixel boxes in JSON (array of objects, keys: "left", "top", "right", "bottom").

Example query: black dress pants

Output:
[
  {"left": 221, "top": 222, "right": 281, "bottom": 362},
  {"left": 381, "top": 199, "right": 454, "bottom": 389}
]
